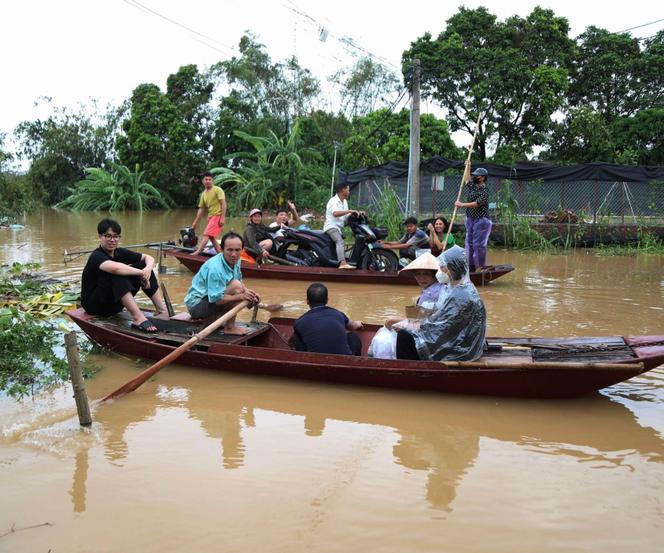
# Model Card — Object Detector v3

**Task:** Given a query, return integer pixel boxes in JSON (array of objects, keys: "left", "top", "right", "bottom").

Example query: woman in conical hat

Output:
[{"left": 384, "top": 252, "right": 445, "bottom": 329}]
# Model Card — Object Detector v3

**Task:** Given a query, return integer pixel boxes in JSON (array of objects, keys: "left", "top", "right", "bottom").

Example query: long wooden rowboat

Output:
[
  {"left": 67, "top": 307, "right": 664, "bottom": 398},
  {"left": 165, "top": 248, "right": 515, "bottom": 286}
]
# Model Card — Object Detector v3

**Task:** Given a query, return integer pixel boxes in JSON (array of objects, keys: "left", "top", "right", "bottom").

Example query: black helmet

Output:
[{"left": 471, "top": 167, "right": 488, "bottom": 177}]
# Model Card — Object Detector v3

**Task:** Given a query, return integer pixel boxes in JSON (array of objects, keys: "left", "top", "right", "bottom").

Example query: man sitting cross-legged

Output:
[{"left": 81, "top": 218, "right": 168, "bottom": 333}]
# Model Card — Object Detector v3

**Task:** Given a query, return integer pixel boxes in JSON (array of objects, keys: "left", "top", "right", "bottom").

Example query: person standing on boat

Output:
[
  {"left": 395, "top": 245, "right": 486, "bottom": 361},
  {"left": 184, "top": 231, "right": 260, "bottom": 335},
  {"left": 243, "top": 208, "right": 274, "bottom": 259},
  {"left": 378, "top": 217, "right": 429, "bottom": 261},
  {"left": 427, "top": 216, "right": 455, "bottom": 257},
  {"left": 292, "top": 282, "right": 363, "bottom": 355},
  {"left": 455, "top": 167, "right": 491, "bottom": 271},
  {"left": 191, "top": 171, "right": 227, "bottom": 256},
  {"left": 80, "top": 218, "right": 168, "bottom": 333},
  {"left": 324, "top": 183, "right": 362, "bottom": 269}
]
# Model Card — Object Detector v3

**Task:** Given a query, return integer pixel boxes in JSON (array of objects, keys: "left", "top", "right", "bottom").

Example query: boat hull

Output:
[
  {"left": 165, "top": 249, "right": 514, "bottom": 286},
  {"left": 66, "top": 308, "right": 664, "bottom": 399}
]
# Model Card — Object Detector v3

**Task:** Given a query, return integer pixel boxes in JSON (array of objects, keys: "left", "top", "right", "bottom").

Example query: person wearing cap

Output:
[
  {"left": 191, "top": 171, "right": 227, "bottom": 256},
  {"left": 243, "top": 209, "right": 274, "bottom": 259},
  {"left": 455, "top": 167, "right": 492, "bottom": 271},
  {"left": 394, "top": 245, "right": 487, "bottom": 362},
  {"left": 323, "top": 183, "right": 362, "bottom": 269},
  {"left": 384, "top": 252, "right": 445, "bottom": 330},
  {"left": 378, "top": 217, "right": 429, "bottom": 261}
]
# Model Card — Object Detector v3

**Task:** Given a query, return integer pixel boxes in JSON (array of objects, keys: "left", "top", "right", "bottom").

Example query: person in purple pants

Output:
[{"left": 455, "top": 167, "right": 492, "bottom": 271}]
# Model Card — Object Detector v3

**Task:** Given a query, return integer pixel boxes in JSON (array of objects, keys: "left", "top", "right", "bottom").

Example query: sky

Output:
[{"left": 2, "top": 0, "right": 662, "bottom": 157}]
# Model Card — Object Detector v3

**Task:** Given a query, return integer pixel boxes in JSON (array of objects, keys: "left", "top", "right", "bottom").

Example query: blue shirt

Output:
[
  {"left": 293, "top": 305, "right": 352, "bottom": 355},
  {"left": 184, "top": 254, "right": 242, "bottom": 308},
  {"left": 417, "top": 282, "right": 444, "bottom": 309}
]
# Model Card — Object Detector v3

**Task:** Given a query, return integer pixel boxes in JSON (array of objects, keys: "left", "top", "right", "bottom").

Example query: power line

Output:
[
  {"left": 615, "top": 17, "right": 664, "bottom": 34},
  {"left": 121, "top": 0, "right": 237, "bottom": 56}
]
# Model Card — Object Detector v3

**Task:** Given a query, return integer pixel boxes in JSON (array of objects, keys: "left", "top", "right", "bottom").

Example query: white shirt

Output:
[{"left": 323, "top": 194, "right": 349, "bottom": 232}]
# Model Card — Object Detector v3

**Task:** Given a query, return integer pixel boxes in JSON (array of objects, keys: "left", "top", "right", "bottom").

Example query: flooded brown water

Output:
[{"left": 1, "top": 208, "right": 663, "bottom": 552}]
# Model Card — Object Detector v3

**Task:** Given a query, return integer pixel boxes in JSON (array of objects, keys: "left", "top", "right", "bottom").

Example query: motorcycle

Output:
[{"left": 273, "top": 214, "right": 400, "bottom": 271}]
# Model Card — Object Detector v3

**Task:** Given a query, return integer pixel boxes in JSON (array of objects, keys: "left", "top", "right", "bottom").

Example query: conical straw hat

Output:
[{"left": 399, "top": 251, "right": 439, "bottom": 273}]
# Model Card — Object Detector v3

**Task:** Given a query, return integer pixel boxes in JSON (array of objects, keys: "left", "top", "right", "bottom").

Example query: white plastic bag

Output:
[{"left": 369, "top": 326, "right": 398, "bottom": 359}]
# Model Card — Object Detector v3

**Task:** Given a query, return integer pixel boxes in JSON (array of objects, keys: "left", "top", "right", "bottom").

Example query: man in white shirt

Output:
[{"left": 323, "top": 183, "right": 361, "bottom": 269}]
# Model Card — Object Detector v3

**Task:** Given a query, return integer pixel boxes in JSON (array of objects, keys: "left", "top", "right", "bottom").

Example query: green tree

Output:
[
  {"left": 330, "top": 57, "right": 401, "bottom": 118},
  {"left": 568, "top": 27, "right": 644, "bottom": 121},
  {"left": 14, "top": 99, "right": 124, "bottom": 204},
  {"left": 403, "top": 6, "right": 574, "bottom": 160},
  {"left": 341, "top": 108, "right": 462, "bottom": 169},
  {"left": 117, "top": 66, "right": 212, "bottom": 205},
  {"left": 0, "top": 133, "right": 36, "bottom": 218},
  {"left": 56, "top": 163, "right": 171, "bottom": 211},
  {"left": 212, "top": 33, "right": 320, "bottom": 134},
  {"left": 211, "top": 121, "right": 320, "bottom": 210}
]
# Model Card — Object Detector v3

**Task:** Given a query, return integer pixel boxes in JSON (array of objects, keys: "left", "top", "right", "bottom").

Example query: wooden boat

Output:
[
  {"left": 66, "top": 307, "right": 664, "bottom": 398},
  {"left": 164, "top": 248, "right": 515, "bottom": 286}
]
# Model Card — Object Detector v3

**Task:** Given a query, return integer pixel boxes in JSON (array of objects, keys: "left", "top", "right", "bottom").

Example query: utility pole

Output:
[{"left": 407, "top": 59, "right": 421, "bottom": 217}]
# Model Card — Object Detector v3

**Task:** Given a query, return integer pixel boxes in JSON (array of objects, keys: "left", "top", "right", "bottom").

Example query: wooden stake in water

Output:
[{"left": 65, "top": 332, "right": 92, "bottom": 426}]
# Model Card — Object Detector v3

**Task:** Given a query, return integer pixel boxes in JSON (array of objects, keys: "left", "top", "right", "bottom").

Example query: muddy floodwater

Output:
[{"left": 1, "top": 208, "right": 663, "bottom": 552}]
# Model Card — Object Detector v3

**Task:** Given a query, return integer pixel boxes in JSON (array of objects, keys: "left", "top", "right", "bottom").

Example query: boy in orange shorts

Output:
[{"left": 191, "top": 171, "right": 226, "bottom": 255}]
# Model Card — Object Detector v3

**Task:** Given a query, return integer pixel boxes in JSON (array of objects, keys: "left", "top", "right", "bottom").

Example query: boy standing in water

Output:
[{"left": 191, "top": 171, "right": 227, "bottom": 255}]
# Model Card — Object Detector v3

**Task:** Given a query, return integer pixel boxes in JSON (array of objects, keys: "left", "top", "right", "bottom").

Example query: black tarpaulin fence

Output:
[{"left": 341, "top": 157, "right": 664, "bottom": 221}]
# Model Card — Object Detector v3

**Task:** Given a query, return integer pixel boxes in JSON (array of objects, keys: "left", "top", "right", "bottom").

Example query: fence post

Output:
[{"left": 65, "top": 332, "right": 92, "bottom": 427}]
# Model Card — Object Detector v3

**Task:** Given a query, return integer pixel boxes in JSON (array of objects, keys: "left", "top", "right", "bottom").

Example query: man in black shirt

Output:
[
  {"left": 455, "top": 167, "right": 492, "bottom": 271},
  {"left": 292, "top": 282, "right": 363, "bottom": 356},
  {"left": 80, "top": 219, "right": 168, "bottom": 332}
]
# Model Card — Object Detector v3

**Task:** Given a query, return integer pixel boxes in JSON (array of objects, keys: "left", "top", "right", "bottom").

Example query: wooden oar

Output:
[{"left": 101, "top": 300, "right": 250, "bottom": 402}]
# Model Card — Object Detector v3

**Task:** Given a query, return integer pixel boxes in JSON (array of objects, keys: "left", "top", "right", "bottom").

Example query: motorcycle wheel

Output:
[{"left": 360, "top": 248, "right": 399, "bottom": 272}]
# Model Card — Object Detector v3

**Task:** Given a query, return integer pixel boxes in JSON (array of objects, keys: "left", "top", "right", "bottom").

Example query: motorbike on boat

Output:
[{"left": 273, "top": 214, "right": 400, "bottom": 271}]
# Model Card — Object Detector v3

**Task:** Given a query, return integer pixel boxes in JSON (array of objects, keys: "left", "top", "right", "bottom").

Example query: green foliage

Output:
[
  {"left": 404, "top": 6, "right": 574, "bottom": 160},
  {"left": 368, "top": 183, "right": 406, "bottom": 240},
  {"left": 0, "top": 307, "right": 70, "bottom": 398},
  {"left": 117, "top": 68, "right": 212, "bottom": 205},
  {"left": 1, "top": 134, "right": 37, "bottom": 219},
  {"left": 212, "top": 34, "right": 321, "bottom": 130},
  {"left": 15, "top": 99, "right": 124, "bottom": 204},
  {"left": 495, "top": 181, "right": 553, "bottom": 251},
  {"left": 595, "top": 228, "right": 664, "bottom": 256},
  {"left": 330, "top": 57, "right": 401, "bottom": 118},
  {"left": 56, "top": 163, "right": 171, "bottom": 211},
  {"left": 211, "top": 121, "right": 320, "bottom": 212},
  {"left": 342, "top": 108, "right": 462, "bottom": 169}
]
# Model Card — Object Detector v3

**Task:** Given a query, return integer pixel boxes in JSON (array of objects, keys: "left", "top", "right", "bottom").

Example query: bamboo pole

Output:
[
  {"left": 65, "top": 332, "right": 92, "bottom": 426},
  {"left": 443, "top": 113, "right": 482, "bottom": 250}
]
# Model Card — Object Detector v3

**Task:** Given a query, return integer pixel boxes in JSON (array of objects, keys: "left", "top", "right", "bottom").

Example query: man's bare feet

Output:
[{"left": 223, "top": 324, "right": 251, "bottom": 335}]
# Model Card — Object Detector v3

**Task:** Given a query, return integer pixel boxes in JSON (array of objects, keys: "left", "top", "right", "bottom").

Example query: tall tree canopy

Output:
[
  {"left": 14, "top": 99, "right": 123, "bottom": 204},
  {"left": 116, "top": 64, "right": 213, "bottom": 204},
  {"left": 402, "top": 6, "right": 575, "bottom": 161},
  {"left": 341, "top": 108, "right": 462, "bottom": 169},
  {"left": 330, "top": 57, "right": 401, "bottom": 119}
]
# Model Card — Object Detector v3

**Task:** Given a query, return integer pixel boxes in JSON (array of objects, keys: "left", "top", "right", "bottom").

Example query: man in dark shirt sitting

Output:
[
  {"left": 292, "top": 282, "right": 363, "bottom": 356},
  {"left": 80, "top": 218, "right": 168, "bottom": 333},
  {"left": 378, "top": 216, "right": 429, "bottom": 260}
]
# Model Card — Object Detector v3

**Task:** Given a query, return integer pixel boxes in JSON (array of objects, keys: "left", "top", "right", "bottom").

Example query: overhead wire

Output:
[{"left": 120, "top": 0, "right": 237, "bottom": 56}]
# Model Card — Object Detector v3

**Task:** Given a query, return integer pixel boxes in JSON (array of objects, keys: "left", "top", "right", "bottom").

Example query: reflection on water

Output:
[
  {"left": 2, "top": 209, "right": 664, "bottom": 552},
  {"left": 48, "top": 369, "right": 664, "bottom": 519}
]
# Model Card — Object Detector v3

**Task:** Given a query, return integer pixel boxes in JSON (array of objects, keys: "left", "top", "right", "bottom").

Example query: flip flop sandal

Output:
[{"left": 131, "top": 320, "right": 159, "bottom": 333}]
